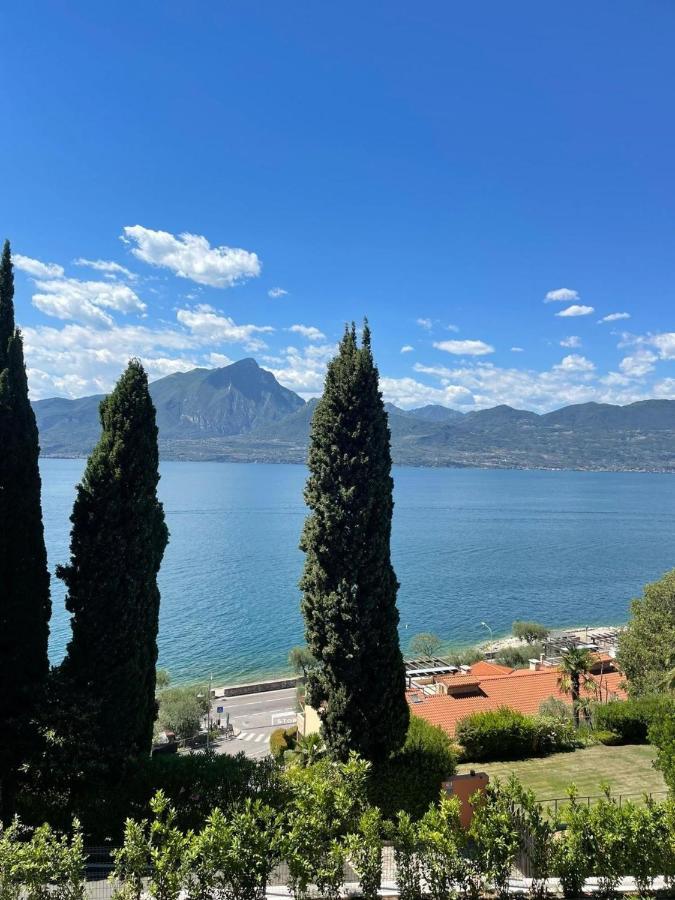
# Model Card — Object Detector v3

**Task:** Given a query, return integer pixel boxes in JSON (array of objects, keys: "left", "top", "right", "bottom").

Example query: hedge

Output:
[
  {"left": 456, "top": 708, "right": 578, "bottom": 762},
  {"left": 594, "top": 695, "right": 675, "bottom": 744},
  {"left": 270, "top": 726, "right": 298, "bottom": 760}
]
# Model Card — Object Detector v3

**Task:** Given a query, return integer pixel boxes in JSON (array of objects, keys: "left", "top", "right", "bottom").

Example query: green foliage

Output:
[
  {"left": 270, "top": 727, "right": 298, "bottom": 761},
  {"left": 189, "top": 800, "right": 282, "bottom": 900},
  {"left": 446, "top": 648, "right": 485, "bottom": 668},
  {"left": 594, "top": 695, "right": 674, "bottom": 744},
  {"left": 592, "top": 729, "right": 624, "bottom": 746},
  {"left": 368, "top": 716, "right": 457, "bottom": 820},
  {"left": 56, "top": 359, "right": 169, "bottom": 774},
  {"left": 155, "top": 669, "right": 171, "bottom": 691},
  {"left": 456, "top": 708, "right": 578, "bottom": 762},
  {"left": 300, "top": 323, "right": 409, "bottom": 762},
  {"left": 552, "top": 786, "right": 595, "bottom": 898},
  {"left": 409, "top": 632, "right": 443, "bottom": 658},
  {"left": 390, "top": 812, "right": 422, "bottom": 900},
  {"left": 538, "top": 696, "right": 572, "bottom": 722},
  {"left": 417, "top": 795, "right": 467, "bottom": 900},
  {"left": 0, "top": 239, "right": 51, "bottom": 814},
  {"left": 512, "top": 621, "right": 549, "bottom": 644},
  {"left": 281, "top": 754, "right": 369, "bottom": 900},
  {"left": 288, "top": 646, "right": 316, "bottom": 678},
  {"left": 345, "top": 807, "right": 383, "bottom": 900},
  {"left": 0, "top": 817, "right": 85, "bottom": 900},
  {"left": 495, "top": 643, "right": 543, "bottom": 669},
  {"left": 284, "top": 732, "right": 326, "bottom": 768},
  {"left": 157, "top": 685, "right": 209, "bottom": 740},
  {"left": 650, "top": 710, "right": 675, "bottom": 794},
  {"left": 469, "top": 778, "right": 524, "bottom": 900},
  {"left": 618, "top": 569, "right": 675, "bottom": 697}
]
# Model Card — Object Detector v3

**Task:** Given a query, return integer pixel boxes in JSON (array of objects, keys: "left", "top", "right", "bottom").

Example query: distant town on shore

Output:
[{"left": 33, "top": 357, "right": 675, "bottom": 472}]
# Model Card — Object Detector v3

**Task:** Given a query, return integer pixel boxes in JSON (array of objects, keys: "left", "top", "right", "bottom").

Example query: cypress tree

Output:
[
  {"left": 0, "top": 240, "right": 51, "bottom": 813},
  {"left": 300, "top": 321, "right": 409, "bottom": 762},
  {"left": 57, "top": 359, "right": 168, "bottom": 767}
]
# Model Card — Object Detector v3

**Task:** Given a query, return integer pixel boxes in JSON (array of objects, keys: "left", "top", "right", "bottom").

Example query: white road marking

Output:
[{"left": 255, "top": 733, "right": 266, "bottom": 743}]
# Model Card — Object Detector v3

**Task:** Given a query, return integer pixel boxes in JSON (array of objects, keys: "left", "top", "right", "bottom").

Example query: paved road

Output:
[{"left": 209, "top": 687, "right": 298, "bottom": 759}]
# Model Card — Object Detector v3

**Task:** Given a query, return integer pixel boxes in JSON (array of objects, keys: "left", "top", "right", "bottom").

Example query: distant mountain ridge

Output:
[{"left": 32, "top": 360, "right": 675, "bottom": 471}]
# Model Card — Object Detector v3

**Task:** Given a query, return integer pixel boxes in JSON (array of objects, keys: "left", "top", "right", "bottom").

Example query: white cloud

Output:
[
  {"left": 554, "top": 354, "right": 595, "bottom": 373},
  {"left": 208, "top": 352, "right": 234, "bottom": 367},
  {"left": 599, "top": 312, "right": 630, "bottom": 323},
  {"left": 14, "top": 254, "right": 65, "bottom": 278},
  {"left": 268, "top": 287, "right": 288, "bottom": 298},
  {"left": 269, "top": 343, "right": 337, "bottom": 397},
  {"left": 619, "top": 349, "right": 657, "bottom": 377},
  {"left": 416, "top": 317, "right": 432, "bottom": 330},
  {"left": 380, "top": 377, "right": 474, "bottom": 409},
  {"left": 555, "top": 304, "right": 594, "bottom": 318},
  {"left": 288, "top": 324, "right": 326, "bottom": 341},
  {"left": 511, "top": 347, "right": 524, "bottom": 353},
  {"left": 400, "top": 345, "right": 414, "bottom": 353},
  {"left": 74, "top": 258, "right": 137, "bottom": 280},
  {"left": 433, "top": 339, "right": 495, "bottom": 356},
  {"left": 32, "top": 277, "right": 146, "bottom": 325},
  {"left": 446, "top": 324, "right": 460, "bottom": 333},
  {"left": 647, "top": 333, "right": 675, "bottom": 359},
  {"left": 560, "top": 335, "right": 581, "bottom": 348},
  {"left": 545, "top": 288, "right": 579, "bottom": 303},
  {"left": 177, "top": 304, "right": 273, "bottom": 351},
  {"left": 122, "top": 225, "right": 261, "bottom": 288}
]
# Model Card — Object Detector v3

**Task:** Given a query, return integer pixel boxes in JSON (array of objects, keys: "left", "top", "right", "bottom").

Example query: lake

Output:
[{"left": 41, "top": 459, "right": 675, "bottom": 684}]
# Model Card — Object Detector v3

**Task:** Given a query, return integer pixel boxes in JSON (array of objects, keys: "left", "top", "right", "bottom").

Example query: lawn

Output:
[{"left": 456, "top": 743, "right": 667, "bottom": 808}]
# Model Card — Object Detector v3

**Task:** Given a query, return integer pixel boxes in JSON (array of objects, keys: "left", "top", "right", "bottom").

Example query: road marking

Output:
[{"left": 255, "top": 733, "right": 265, "bottom": 743}]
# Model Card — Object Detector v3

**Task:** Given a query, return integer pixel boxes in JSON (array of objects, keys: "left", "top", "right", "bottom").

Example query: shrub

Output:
[
  {"left": 538, "top": 696, "right": 573, "bottom": 722},
  {"left": 531, "top": 716, "right": 578, "bottom": 754},
  {"left": 495, "top": 644, "right": 542, "bottom": 669},
  {"left": 417, "top": 795, "right": 467, "bottom": 900},
  {"left": 456, "top": 708, "right": 536, "bottom": 761},
  {"left": 650, "top": 711, "right": 675, "bottom": 793},
  {"left": 512, "top": 621, "right": 549, "bottom": 644},
  {"left": 390, "top": 812, "right": 422, "bottom": 900},
  {"left": 270, "top": 727, "right": 297, "bottom": 761},
  {"left": 594, "top": 695, "right": 674, "bottom": 744},
  {"left": 469, "top": 778, "right": 524, "bottom": 900},
  {"left": 345, "top": 807, "right": 383, "bottom": 900},
  {"left": 593, "top": 729, "right": 624, "bottom": 746},
  {"left": 368, "top": 716, "right": 457, "bottom": 819}
]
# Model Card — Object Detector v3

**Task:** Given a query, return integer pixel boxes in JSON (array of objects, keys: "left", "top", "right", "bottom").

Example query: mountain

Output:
[
  {"left": 32, "top": 361, "right": 675, "bottom": 471},
  {"left": 34, "top": 358, "right": 304, "bottom": 457}
]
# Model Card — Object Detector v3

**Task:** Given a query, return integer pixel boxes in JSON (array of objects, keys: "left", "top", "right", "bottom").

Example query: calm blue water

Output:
[{"left": 41, "top": 460, "right": 675, "bottom": 684}]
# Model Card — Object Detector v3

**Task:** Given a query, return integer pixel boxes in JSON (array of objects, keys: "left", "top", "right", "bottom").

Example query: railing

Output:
[{"left": 536, "top": 789, "right": 669, "bottom": 818}]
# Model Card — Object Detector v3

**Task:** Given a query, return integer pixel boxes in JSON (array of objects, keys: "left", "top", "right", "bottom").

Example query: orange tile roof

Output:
[
  {"left": 408, "top": 668, "right": 626, "bottom": 736},
  {"left": 467, "top": 660, "right": 514, "bottom": 676}
]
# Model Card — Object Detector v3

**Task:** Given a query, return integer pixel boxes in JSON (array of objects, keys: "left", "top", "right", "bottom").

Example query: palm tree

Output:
[
  {"left": 558, "top": 647, "right": 594, "bottom": 727},
  {"left": 284, "top": 731, "right": 326, "bottom": 767}
]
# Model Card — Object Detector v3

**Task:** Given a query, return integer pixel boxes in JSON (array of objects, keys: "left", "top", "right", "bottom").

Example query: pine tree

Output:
[
  {"left": 300, "top": 321, "right": 409, "bottom": 762},
  {"left": 0, "top": 240, "right": 51, "bottom": 813},
  {"left": 57, "top": 359, "right": 168, "bottom": 768}
]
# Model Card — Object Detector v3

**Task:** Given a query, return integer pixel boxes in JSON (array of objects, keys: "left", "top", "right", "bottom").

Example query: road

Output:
[{"left": 209, "top": 687, "right": 298, "bottom": 759}]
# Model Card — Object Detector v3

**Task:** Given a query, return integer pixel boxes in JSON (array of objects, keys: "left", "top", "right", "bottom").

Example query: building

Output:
[{"left": 407, "top": 654, "right": 626, "bottom": 737}]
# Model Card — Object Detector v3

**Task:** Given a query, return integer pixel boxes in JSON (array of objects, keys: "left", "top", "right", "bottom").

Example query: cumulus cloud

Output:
[
  {"left": 208, "top": 352, "right": 234, "bottom": 367},
  {"left": 619, "top": 349, "right": 657, "bottom": 377},
  {"left": 287, "top": 324, "right": 326, "bottom": 341},
  {"left": 380, "top": 376, "right": 474, "bottom": 409},
  {"left": 268, "top": 287, "right": 288, "bottom": 298},
  {"left": 560, "top": 336, "right": 581, "bottom": 348},
  {"left": 433, "top": 339, "right": 495, "bottom": 356},
  {"left": 14, "top": 254, "right": 65, "bottom": 278},
  {"left": 268, "top": 343, "right": 337, "bottom": 397},
  {"left": 545, "top": 288, "right": 580, "bottom": 303},
  {"left": 401, "top": 345, "right": 414, "bottom": 353},
  {"left": 32, "top": 277, "right": 146, "bottom": 325},
  {"left": 74, "top": 258, "right": 137, "bottom": 280},
  {"left": 446, "top": 324, "right": 460, "bottom": 333},
  {"left": 554, "top": 354, "right": 595, "bottom": 373},
  {"left": 511, "top": 347, "right": 524, "bottom": 353},
  {"left": 555, "top": 304, "right": 594, "bottom": 317},
  {"left": 599, "top": 312, "right": 630, "bottom": 323},
  {"left": 122, "top": 225, "right": 261, "bottom": 288},
  {"left": 416, "top": 317, "right": 432, "bottom": 330},
  {"left": 177, "top": 304, "right": 273, "bottom": 351}
]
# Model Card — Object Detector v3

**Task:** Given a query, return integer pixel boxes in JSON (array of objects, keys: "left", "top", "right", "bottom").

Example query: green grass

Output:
[{"left": 457, "top": 743, "right": 666, "bottom": 804}]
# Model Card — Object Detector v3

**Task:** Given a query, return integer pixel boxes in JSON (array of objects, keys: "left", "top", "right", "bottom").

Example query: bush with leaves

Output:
[
  {"left": 390, "top": 811, "right": 422, "bottom": 900},
  {"left": 369, "top": 716, "right": 457, "bottom": 819},
  {"left": 417, "top": 794, "right": 467, "bottom": 900},
  {"left": 552, "top": 786, "right": 596, "bottom": 898},
  {"left": 346, "top": 807, "right": 383, "bottom": 900},
  {"left": 594, "top": 695, "right": 674, "bottom": 744},
  {"left": 112, "top": 791, "right": 190, "bottom": 900},
  {"left": 651, "top": 710, "right": 675, "bottom": 795},
  {"left": 282, "top": 754, "right": 368, "bottom": 900},
  {"left": 469, "top": 778, "right": 522, "bottom": 900},
  {"left": 512, "top": 621, "right": 549, "bottom": 644},
  {"left": 0, "top": 817, "right": 86, "bottom": 900},
  {"left": 496, "top": 644, "right": 544, "bottom": 670},
  {"left": 270, "top": 727, "right": 297, "bottom": 761},
  {"left": 189, "top": 799, "right": 282, "bottom": 900}
]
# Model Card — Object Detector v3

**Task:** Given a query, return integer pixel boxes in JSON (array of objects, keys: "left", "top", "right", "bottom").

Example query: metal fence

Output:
[{"left": 535, "top": 789, "right": 669, "bottom": 818}]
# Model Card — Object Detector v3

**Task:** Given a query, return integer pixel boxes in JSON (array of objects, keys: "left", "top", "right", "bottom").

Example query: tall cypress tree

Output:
[
  {"left": 0, "top": 240, "right": 51, "bottom": 813},
  {"left": 300, "top": 321, "right": 409, "bottom": 762},
  {"left": 57, "top": 359, "right": 168, "bottom": 767}
]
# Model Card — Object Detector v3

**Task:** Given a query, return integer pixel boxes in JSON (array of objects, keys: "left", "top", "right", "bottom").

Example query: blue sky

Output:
[{"left": 3, "top": 1, "right": 675, "bottom": 410}]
